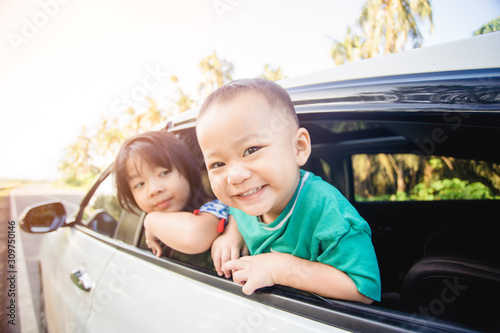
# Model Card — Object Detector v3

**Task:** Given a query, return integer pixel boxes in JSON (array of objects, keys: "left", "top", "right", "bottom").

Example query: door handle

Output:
[{"left": 70, "top": 268, "right": 92, "bottom": 292}]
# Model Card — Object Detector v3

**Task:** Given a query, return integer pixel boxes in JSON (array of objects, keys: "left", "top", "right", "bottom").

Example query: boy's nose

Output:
[{"left": 227, "top": 163, "right": 251, "bottom": 185}]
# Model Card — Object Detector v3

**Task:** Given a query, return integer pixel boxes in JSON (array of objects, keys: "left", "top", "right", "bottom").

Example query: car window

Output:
[
  {"left": 352, "top": 153, "right": 500, "bottom": 201},
  {"left": 138, "top": 232, "right": 215, "bottom": 271},
  {"left": 81, "top": 172, "right": 143, "bottom": 241}
]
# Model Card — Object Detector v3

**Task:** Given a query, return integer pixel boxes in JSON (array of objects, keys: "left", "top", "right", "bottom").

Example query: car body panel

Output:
[
  {"left": 40, "top": 227, "right": 117, "bottom": 333},
  {"left": 84, "top": 241, "right": 344, "bottom": 332}
]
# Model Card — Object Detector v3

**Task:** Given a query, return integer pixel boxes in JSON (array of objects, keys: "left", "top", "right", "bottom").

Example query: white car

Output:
[{"left": 21, "top": 32, "right": 500, "bottom": 332}]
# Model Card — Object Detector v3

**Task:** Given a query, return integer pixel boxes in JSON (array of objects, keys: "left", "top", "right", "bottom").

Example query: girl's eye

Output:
[
  {"left": 159, "top": 169, "right": 170, "bottom": 177},
  {"left": 210, "top": 162, "right": 225, "bottom": 170},
  {"left": 243, "top": 146, "right": 261, "bottom": 157},
  {"left": 133, "top": 181, "right": 145, "bottom": 189}
]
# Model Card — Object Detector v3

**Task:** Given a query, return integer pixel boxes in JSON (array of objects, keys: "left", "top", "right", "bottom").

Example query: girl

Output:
[{"left": 113, "top": 130, "right": 232, "bottom": 258}]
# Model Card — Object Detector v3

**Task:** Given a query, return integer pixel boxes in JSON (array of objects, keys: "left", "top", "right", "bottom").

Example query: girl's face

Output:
[{"left": 126, "top": 157, "right": 191, "bottom": 213}]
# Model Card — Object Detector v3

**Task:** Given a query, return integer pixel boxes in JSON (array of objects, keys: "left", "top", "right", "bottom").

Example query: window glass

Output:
[
  {"left": 138, "top": 230, "right": 215, "bottom": 271},
  {"left": 82, "top": 174, "right": 122, "bottom": 237},
  {"left": 353, "top": 154, "right": 500, "bottom": 201}
]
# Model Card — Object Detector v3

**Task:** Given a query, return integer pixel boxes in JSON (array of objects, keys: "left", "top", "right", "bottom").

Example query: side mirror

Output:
[
  {"left": 20, "top": 201, "right": 67, "bottom": 233},
  {"left": 87, "top": 209, "right": 118, "bottom": 237}
]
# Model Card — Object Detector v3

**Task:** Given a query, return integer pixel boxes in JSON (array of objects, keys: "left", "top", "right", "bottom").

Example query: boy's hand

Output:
[
  {"left": 211, "top": 215, "right": 247, "bottom": 278},
  {"left": 211, "top": 234, "right": 243, "bottom": 278},
  {"left": 145, "top": 230, "right": 163, "bottom": 257},
  {"left": 222, "top": 253, "right": 280, "bottom": 295}
]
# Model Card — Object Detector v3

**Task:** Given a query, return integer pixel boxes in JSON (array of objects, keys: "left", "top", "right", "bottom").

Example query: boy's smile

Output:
[{"left": 197, "top": 91, "right": 311, "bottom": 224}]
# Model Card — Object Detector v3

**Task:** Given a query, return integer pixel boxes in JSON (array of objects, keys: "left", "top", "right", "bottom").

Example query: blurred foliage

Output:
[
  {"left": 261, "top": 64, "right": 287, "bottom": 81},
  {"left": 198, "top": 51, "right": 234, "bottom": 98},
  {"left": 474, "top": 16, "right": 500, "bottom": 35},
  {"left": 354, "top": 154, "right": 500, "bottom": 202},
  {"left": 90, "top": 194, "right": 122, "bottom": 221},
  {"left": 331, "top": 0, "right": 434, "bottom": 65},
  {"left": 59, "top": 52, "right": 284, "bottom": 187}
]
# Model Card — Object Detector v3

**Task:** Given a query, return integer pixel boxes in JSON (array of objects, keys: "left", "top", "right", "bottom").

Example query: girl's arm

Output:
[
  {"left": 223, "top": 253, "right": 373, "bottom": 304},
  {"left": 144, "top": 211, "right": 220, "bottom": 256},
  {"left": 144, "top": 229, "right": 164, "bottom": 257}
]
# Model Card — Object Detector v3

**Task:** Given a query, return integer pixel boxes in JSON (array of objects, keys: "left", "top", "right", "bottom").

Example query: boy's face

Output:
[
  {"left": 197, "top": 92, "right": 310, "bottom": 223},
  {"left": 126, "top": 157, "right": 190, "bottom": 213}
]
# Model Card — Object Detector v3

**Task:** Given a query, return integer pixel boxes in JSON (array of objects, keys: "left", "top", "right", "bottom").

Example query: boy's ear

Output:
[{"left": 294, "top": 127, "right": 311, "bottom": 167}]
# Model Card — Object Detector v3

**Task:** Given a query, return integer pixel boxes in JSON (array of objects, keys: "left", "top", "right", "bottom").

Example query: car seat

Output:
[{"left": 399, "top": 254, "right": 500, "bottom": 331}]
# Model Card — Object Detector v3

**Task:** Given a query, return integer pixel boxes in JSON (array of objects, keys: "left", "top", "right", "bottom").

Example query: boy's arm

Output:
[
  {"left": 144, "top": 211, "right": 220, "bottom": 255},
  {"left": 211, "top": 215, "right": 247, "bottom": 278},
  {"left": 223, "top": 253, "right": 373, "bottom": 304}
]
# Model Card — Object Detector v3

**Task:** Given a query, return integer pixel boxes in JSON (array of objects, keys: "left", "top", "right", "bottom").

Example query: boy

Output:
[{"left": 196, "top": 78, "right": 381, "bottom": 303}]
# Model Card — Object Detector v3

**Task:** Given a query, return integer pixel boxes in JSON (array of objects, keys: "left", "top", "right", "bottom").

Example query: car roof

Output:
[
  {"left": 279, "top": 32, "right": 500, "bottom": 89},
  {"left": 166, "top": 32, "right": 500, "bottom": 131}
]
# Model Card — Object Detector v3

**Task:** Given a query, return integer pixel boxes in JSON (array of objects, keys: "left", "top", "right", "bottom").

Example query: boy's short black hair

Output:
[{"left": 198, "top": 78, "right": 299, "bottom": 126}]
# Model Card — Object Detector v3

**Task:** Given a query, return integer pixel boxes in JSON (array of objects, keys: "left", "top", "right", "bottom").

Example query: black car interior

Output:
[{"left": 300, "top": 113, "right": 500, "bottom": 332}]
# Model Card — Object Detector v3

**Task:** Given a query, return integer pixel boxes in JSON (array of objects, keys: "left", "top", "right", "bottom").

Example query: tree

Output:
[
  {"left": 331, "top": 0, "right": 434, "bottom": 65},
  {"left": 95, "top": 117, "right": 124, "bottom": 159},
  {"left": 123, "top": 98, "right": 166, "bottom": 136},
  {"left": 330, "top": 27, "right": 363, "bottom": 65},
  {"left": 59, "top": 52, "right": 237, "bottom": 187},
  {"left": 198, "top": 51, "right": 234, "bottom": 98},
  {"left": 58, "top": 126, "right": 100, "bottom": 186},
  {"left": 140, "top": 97, "right": 166, "bottom": 130},
  {"left": 474, "top": 16, "right": 500, "bottom": 35},
  {"left": 170, "top": 75, "right": 197, "bottom": 113},
  {"left": 261, "top": 64, "right": 286, "bottom": 81}
]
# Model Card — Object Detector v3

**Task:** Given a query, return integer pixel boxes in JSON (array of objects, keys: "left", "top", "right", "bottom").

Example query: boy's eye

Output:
[
  {"left": 209, "top": 162, "right": 225, "bottom": 170},
  {"left": 243, "top": 146, "right": 261, "bottom": 157}
]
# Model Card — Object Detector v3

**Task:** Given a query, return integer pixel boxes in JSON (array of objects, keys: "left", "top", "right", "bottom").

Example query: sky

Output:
[{"left": 1, "top": 0, "right": 499, "bottom": 181}]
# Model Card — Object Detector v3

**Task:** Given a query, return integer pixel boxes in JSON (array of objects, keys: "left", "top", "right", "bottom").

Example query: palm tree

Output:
[
  {"left": 170, "top": 75, "right": 197, "bottom": 113},
  {"left": 330, "top": 27, "right": 363, "bottom": 65},
  {"left": 198, "top": 51, "right": 234, "bottom": 98},
  {"left": 474, "top": 16, "right": 500, "bottom": 35},
  {"left": 261, "top": 64, "right": 286, "bottom": 81},
  {"left": 141, "top": 97, "right": 166, "bottom": 130},
  {"left": 58, "top": 126, "right": 99, "bottom": 185},
  {"left": 331, "top": 0, "right": 434, "bottom": 65},
  {"left": 176, "top": 90, "right": 197, "bottom": 113},
  {"left": 95, "top": 117, "right": 124, "bottom": 159},
  {"left": 124, "top": 107, "right": 145, "bottom": 136}
]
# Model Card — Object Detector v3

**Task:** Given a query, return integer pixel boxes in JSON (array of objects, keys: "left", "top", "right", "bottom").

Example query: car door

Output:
[
  {"left": 85, "top": 242, "right": 343, "bottom": 332},
  {"left": 77, "top": 173, "right": 344, "bottom": 332},
  {"left": 36, "top": 167, "right": 345, "bottom": 332},
  {"left": 39, "top": 173, "right": 119, "bottom": 333}
]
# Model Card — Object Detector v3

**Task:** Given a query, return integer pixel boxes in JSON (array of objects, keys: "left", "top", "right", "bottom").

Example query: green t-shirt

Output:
[{"left": 230, "top": 170, "right": 381, "bottom": 302}]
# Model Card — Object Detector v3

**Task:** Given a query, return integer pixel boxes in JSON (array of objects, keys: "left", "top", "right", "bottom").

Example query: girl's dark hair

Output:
[{"left": 113, "top": 131, "right": 209, "bottom": 213}]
